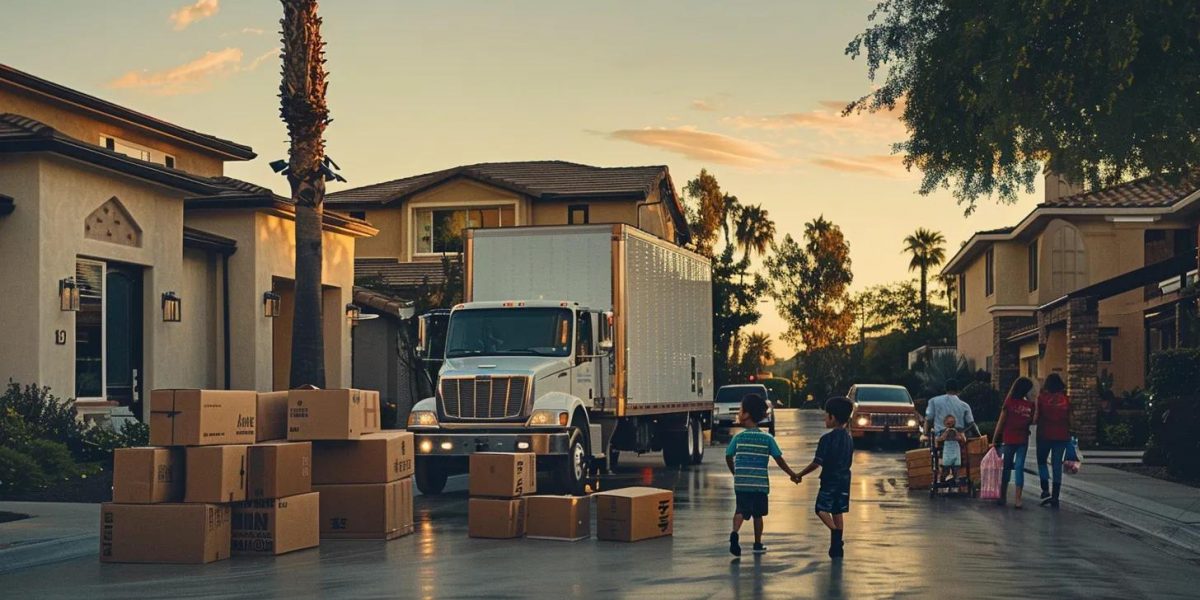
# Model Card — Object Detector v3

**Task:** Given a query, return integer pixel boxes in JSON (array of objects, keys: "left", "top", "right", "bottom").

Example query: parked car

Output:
[
  {"left": 846, "top": 384, "right": 921, "bottom": 442},
  {"left": 713, "top": 384, "right": 775, "bottom": 436}
]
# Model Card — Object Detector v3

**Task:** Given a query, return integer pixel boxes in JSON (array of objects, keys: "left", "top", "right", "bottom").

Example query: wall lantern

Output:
[
  {"left": 161, "top": 291, "right": 182, "bottom": 322},
  {"left": 345, "top": 303, "right": 362, "bottom": 322},
  {"left": 263, "top": 291, "right": 281, "bottom": 318},
  {"left": 59, "top": 277, "right": 80, "bottom": 311}
]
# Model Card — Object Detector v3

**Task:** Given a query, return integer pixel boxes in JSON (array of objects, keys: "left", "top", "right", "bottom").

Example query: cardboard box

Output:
[
  {"left": 312, "top": 431, "right": 414, "bottom": 485},
  {"left": 256, "top": 391, "right": 290, "bottom": 442},
  {"left": 100, "top": 503, "right": 230, "bottom": 564},
  {"left": 594, "top": 487, "right": 673, "bottom": 542},
  {"left": 112, "top": 447, "right": 184, "bottom": 504},
  {"left": 966, "top": 435, "right": 990, "bottom": 456},
  {"left": 525, "top": 495, "right": 590, "bottom": 541},
  {"left": 314, "top": 479, "right": 413, "bottom": 540},
  {"left": 150, "top": 389, "right": 257, "bottom": 446},
  {"left": 185, "top": 445, "right": 249, "bottom": 503},
  {"left": 905, "top": 448, "right": 932, "bottom": 468},
  {"left": 248, "top": 441, "right": 312, "bottom": 500},
  {"left": 468, "top": 452, "right": 536, "bottom": 498},
  {"left": 287, "top": 389, "right": 381, "bottom": 441},
  {"left": 468, "top": 497, "right": 526, "bottom": 539},
  {"left": 232, "top": 492, "right": 320, "bottom": 555},
  {"left": 907, "top": 474, "right": 933, "bottom": 489}
]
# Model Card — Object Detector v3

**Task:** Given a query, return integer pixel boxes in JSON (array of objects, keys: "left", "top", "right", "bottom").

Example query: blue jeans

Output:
[
  {"left": 1000, "top": 443, "right": 1028, "bottom": 489},
  {"left": 1037, "top": 439, "right": 1070, "bottom": 487}
]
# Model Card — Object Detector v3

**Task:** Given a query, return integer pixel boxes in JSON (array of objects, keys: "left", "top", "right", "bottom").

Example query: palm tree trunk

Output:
[
  {"left": 919, "top": 264, "right": 928, "bottom": 332},
  {"left": 281, "top": 0, "right": 330, "bottom": 388}
]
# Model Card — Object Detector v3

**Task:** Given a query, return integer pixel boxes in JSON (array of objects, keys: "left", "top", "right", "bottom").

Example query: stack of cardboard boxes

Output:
[
  {"left": 288, "top": 388, "right": 415, "bottom": 540},
  {"left": 467, "top": 452, "right": 536, "bottom": 539},
  {"left": 906, "top": 434, "right": 989, "bottom": 490}
]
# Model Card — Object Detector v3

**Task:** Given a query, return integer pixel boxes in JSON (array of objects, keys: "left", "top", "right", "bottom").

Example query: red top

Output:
[
  {"left": 1000, "top": 396, "right": 1035, "bottom": 445},
  {"left": 1037, "top": 391, "right": 1071, "bottom": 441}
]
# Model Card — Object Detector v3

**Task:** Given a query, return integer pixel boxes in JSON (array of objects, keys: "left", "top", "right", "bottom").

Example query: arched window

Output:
[{"left": 1046, "top": 221, "right": 1086, "bottom": 296}]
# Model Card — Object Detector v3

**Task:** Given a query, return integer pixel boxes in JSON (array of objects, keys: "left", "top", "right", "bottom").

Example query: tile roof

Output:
[
  {"left": 327, "top": 161, "right": 669, "bottom": 205},
  {"left": 1040, "top": 174, "right": 1200, "bottom": 209},
  {"left": 353, "top": 286, "right": 414, "bottom": 319},
  {"left": 354, "top": 258, "right": 448, "bottom": 290},
  {"left": 0, "top": 63, "right": 254, "bottom": 160}
]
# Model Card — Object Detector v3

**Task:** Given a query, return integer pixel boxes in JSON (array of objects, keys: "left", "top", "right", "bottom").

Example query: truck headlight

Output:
[
  {"left": 907, "top": 418, "right": 917, "bottom": 427},
  {"left": 529, "top": 409, "right": 568, "bottom": 426},
  {"left": 856, "top": 415, "right": 869, "bottom": 427},
  {"left": 408, "top": 410, "right": 438, "bottom": 428}
]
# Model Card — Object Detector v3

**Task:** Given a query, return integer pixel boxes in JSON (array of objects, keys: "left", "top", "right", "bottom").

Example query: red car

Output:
[{"left": 847, "top": 384, "right": 921, "bottom": 441}]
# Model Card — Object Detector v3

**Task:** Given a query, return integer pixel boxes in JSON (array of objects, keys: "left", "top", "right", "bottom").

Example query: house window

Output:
[
  {"left": 349, "top": 211, "right": 367, "bottom": 221},
  {"left": 100, "top": 134, "right": 174, "bottom": 168},
  {"left": 164, "top": 155, "right": 175, "bottom": 169},
  {"left": 1100, "top": 338, "right": 1113, "bottom": 362},
  {"left": 1049, "top": 222, "right": 1087, "bottom": 296},
  {"left": 75, "top": 260, "right": 105, "bottom": 399},
  {"left": 1028, "top": 240, "right": 1039, "bottom": 292},
  {"left": 568, "top": 204, "right": 589, "bottom": 225},
  {"left": 985, "top": 247, "right": 995, "bottom": 297},
  {"left": 958, "top": 275, "right": 967, "bottom": 313},
  {"left": 1022, "top": 356, "right": 1039, "bottom": 380},
  {"left": 414, "top": 205, "right": 515, "bottom": 254}
]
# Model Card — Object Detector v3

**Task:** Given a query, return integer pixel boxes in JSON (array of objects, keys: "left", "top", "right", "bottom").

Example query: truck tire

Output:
[
  {"left": 415, "top": 462, "right": 448, "bottom": 495},
  {"left": 663, "top": 417, "right": 693, "bottom": 468},
  {"left": 553, "top": 427, "right": 588, "bottom": 495},
  {"left": 690, "top": 416, "right": 705, "bottom": 465}
]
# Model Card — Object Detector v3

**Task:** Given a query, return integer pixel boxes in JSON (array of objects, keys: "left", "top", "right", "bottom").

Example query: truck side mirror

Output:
[
  {"left": 598, "top": 311, "right": 614, "bottom": 351},
  {"left": 415, "top": 314, "right": 430, "bottom": 359}
]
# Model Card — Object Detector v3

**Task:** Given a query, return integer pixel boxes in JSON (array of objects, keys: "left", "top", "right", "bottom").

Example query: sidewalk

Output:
[
  {"left": 1020, "top": 441, "right": 1200, "bottom": 554},
  {"left": 0, "top": 502, "right": 97, "bottom": 575}
]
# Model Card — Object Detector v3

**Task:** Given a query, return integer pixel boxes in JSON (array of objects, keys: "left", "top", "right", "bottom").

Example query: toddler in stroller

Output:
[
  {"left": 937, "top": 415, "right": 965, "bottom": 482},
  {"left": 930, "top": 414, "right": 975, "bottom": 496}
]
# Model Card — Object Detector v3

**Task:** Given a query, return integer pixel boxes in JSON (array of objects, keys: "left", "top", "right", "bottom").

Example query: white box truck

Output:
[{"left": 408, "top": 224, "right": 714, "bottom": 494}]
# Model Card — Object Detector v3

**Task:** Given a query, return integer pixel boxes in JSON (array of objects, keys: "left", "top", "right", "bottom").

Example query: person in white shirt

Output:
[{"left": 924, "top": 379, "right": 977, "bottom": 437}]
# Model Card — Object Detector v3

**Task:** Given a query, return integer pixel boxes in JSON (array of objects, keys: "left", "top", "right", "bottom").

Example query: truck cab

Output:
[{"left": 408, "top": 300, "right": 612, "bottom": 494}]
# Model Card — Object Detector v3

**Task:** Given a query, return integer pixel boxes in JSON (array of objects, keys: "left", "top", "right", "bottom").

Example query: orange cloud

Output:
[
  {"left": 691, "top": 99, "right": 717, "bottom": 112},
  {"left": 109, "top": 48, "right": 243, "bottom": 95},
  {"left": 726, "top": 97, "right": 906, "bottom": 140},
  {"left": 170, "top": 0, "right": 220, "bottom": 30},
  {"left": 811, "top": 154, "right": 907, "bottom": 178},
  {"left": 608, "top": 127, "right": 781, "bottom": 167}
]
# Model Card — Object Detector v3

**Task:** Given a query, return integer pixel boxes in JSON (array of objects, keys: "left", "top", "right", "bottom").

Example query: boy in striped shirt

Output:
[{"left": 725, "top": 394, "right": 800, "bottom": 556}]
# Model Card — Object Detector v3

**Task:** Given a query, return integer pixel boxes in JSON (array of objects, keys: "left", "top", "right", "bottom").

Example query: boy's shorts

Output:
[
  {"left": 942, "top": 456, "right": 962, "bottom": 467},
  {"left": 815, "top": 483, "right": 850, "bottom": 515},
  {"left": 735, "top": 491, "right": 769, "bottom": 518}
]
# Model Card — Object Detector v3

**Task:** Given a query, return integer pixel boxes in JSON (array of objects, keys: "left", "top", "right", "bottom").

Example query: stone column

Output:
[
  {"left": 1066, "top": 296, "right": 1100, "bottom": 446},
  {"left": 992, "top": 316, "right": 1032, "bottom": 395}
]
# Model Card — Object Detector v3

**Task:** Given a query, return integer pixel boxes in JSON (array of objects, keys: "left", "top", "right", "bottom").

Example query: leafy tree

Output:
[
  {"left": 682, "top": 169, "right": 726, "bottom": 258},
  {"left": 846, "top": 1, "right": 1200, "bottom": 210},
  {"left": 280, "top": 0, "right": 333, "bottom": 387},
  {"left": 765, "top": 216, "right": 854, "bottom": 350},
  {"left": 741, "top": 332, "right": 775, "bottom": 377},
  {"left": 901, "top": 228, "right": 946, "bottom": 329}
]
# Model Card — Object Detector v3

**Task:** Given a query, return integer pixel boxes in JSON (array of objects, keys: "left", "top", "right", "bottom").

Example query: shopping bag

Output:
[
  {"left": 979, "top": 447, "right": 1003, "bottom": 500},
  {"left": 1064, "top": 437, "right": 1082, "bottom": 474}
]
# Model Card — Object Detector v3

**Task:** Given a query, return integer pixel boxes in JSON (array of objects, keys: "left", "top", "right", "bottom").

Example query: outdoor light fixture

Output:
[
  {"left": 161, "top": 291, "right": 181, "bottom": 322},
  {"left": 345, "top": 303, "right": 361, "bottom": 321},
  {"left": 59, "top": 277, "right": 80, "bottom": 311},
  {"left": 263, "top": 291, "right": 281, "bottom": 318}
]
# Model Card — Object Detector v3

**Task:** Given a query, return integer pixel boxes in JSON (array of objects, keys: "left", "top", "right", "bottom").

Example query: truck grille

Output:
[
  {"left": 870, "top": 413, "right": 910, "bottom": 427},
  {"left": 440, "top": 376, "right": 529, "bottom": 419}
]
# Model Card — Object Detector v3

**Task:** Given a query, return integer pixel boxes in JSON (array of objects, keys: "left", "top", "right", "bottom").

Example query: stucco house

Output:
[
  {"left": 0, "top": 64, "right": 376, "bottom": 423},
  {"left": 326, "top": 160, "right": 690, "bottom": 424},
  {"left": 941, "top": 172, "right": 1200, "bottom": 443}
]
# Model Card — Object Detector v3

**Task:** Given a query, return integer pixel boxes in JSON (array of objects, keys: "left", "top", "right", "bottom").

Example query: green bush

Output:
[
  {"left": 1147, "top": 348, "right": 1200, "bottom": 478},
  {"left": 960, "top": 381, "right": 1002, "bottom": 423},
  {"left": 23, "top": 439, "right": 78, "bottom": 483},
  {"left": 1101, "top": 423, "right": 1134, "bottom": 448},
  {"left": 0, "top": 446, "right": 47, "bottom": 494},
  {"left": 975, "top": 421, "right": 997, "bottom": 439},
  {"left": 1097, "top": 410, "right": 1149, "bottom": 448},
  {"left": 0, "top": 382, "right": 88, "bottom": 459}
]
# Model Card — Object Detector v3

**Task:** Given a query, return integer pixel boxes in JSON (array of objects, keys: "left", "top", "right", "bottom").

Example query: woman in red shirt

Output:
[
  {"left": 1035, "top": 373, "right": 1071, "bottom": 508},
  {"left": 992, "top": 377, "right": 1036, "bottom": 508}
]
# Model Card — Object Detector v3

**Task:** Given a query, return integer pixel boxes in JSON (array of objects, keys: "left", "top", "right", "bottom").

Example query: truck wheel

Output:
[
  {"left": 553, "top": 427, "right": 588, "bottom": 495},
  {"left": 415, "top": 462, "right": 448, "bottom": 495},
  {"left": 690, "top": 416, "right": 705, "bottom": 465},
  {"left": 663, "top": 418, "right": 693, "bottom": 468}
]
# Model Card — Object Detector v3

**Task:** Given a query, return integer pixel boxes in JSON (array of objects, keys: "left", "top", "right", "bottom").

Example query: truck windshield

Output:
[
  {"left": 445, "top": 308, "right": 573, "bottom": 358},
  {"left": 854, "top": 387, "right": 912, "bottom": 403}
]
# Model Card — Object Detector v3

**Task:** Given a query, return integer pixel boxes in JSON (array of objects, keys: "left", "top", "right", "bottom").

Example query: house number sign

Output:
[{"left": 55, "top": 330, "right": 67, "bottom": 345}]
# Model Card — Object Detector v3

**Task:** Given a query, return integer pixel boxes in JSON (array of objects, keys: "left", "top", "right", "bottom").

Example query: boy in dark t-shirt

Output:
[{"left": 798, "top": 396, "right": 854, "bottom": 559}]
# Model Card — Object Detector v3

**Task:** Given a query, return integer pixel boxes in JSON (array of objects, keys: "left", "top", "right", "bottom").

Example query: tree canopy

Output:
[
  {"left": 766, "top": 216, "right": 854, "bottom": 350},
  {"left": 847, "top": 0, "right": 1200, "bottom": 211}
]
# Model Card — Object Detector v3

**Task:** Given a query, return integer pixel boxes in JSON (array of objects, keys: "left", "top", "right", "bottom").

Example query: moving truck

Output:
[{"left": 409, "top": 224, "right": 714, "bottom": 494}]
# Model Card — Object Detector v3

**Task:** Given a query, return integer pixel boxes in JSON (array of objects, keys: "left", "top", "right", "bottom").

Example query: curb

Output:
[
  {"left": 0, "top": 532, "right": 97, "bottom": 575},
  {"left": 1023, "top": 465, "right": 1200, "bottom": 555}
]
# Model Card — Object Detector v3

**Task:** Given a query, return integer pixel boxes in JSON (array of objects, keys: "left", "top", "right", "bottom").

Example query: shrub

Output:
[
  {"left": 0, "top": 446, "right": 47, "bottom": 494},
  {"left": 0, "top": 382, "right": 88, "bottom": 459},
  {"left": 80, "top": 420, "right": 150, "bottom": 464},
  {"left": 960, "top": 381, "right": 1002, "bottom": 423},
  {"left": 1147, "top": 348, "right": 1200, "bottom": 478},
  {"left": 1097, "top": 410, "right": 1148, "bottom": 448},
  {"left": 975, "top": 421, "right": 997, "bottom": 440},
  {"left": 1101, "top": 423, "right": 1134, "bottom": 448},
  {"left": 23, "top": 439, "right": 78, "bottom": 483}
]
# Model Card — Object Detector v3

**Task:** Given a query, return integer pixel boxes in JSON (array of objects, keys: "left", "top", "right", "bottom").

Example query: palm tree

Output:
[
  {"left": 280, "top": 0, "right": 331, "bottom": 387},
  {"left": 741, "top": 332, "right": 775, "bottom": 377},
  {"left": 902, "top": 228, "right": 947, "bottom": 331},
  {"left": 735, "top": 204, "right": 775, "bottom": 263}
]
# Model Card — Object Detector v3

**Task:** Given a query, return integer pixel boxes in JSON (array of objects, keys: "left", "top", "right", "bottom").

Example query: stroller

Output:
[{"left": 927, "top": 422, "right": 981, "bottom": 498}]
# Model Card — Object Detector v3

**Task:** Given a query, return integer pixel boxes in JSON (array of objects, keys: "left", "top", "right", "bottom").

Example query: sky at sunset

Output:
[{"left": 3, "top": 0, "right": 1041, "bottom": 357}]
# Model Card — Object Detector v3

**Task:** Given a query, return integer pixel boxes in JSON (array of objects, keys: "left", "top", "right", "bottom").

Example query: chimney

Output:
[{"left": 1044, "top": 170, "right": 1083, "bottom": 203}]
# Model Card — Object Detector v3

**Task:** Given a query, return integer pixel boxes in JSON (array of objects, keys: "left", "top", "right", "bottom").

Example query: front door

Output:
[
  {"left": 105, "top": 265, "right": 143, "bottom": 414},
  {"left": 572, "top": 312, "right": 597, "bottom": 406}
]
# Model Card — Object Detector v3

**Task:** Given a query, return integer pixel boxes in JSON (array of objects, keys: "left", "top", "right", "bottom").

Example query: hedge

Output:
[{"left": 1146, "top": 348, "right": 1200, "bottom": 478}]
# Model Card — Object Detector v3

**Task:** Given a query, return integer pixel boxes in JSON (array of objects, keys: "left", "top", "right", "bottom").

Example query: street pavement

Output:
[{"left": 3, "top": 409, "right": 1200, "bottom": 599}]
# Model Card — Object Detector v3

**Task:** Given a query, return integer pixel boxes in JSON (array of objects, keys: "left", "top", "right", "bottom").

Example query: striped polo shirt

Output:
[{"left": 726, "top": 428, "right": 783, "bottom": 493}]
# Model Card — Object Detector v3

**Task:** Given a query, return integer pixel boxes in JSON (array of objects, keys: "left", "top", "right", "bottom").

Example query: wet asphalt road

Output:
[{"left": 5, "top": 409, "right": 1200, "bottom": 599}]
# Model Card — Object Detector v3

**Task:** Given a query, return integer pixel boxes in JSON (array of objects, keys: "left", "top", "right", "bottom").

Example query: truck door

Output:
[{"left": 572, "top": 311, "right": 596, "bottom": 406}]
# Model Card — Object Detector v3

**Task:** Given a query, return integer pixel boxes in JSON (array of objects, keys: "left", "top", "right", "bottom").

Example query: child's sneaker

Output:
[
  {"left": 729, "top": 532, "right": 741, "bottom": 557},
  {"left": 752, "top": 543, "right": 767, "bottom": 554}
]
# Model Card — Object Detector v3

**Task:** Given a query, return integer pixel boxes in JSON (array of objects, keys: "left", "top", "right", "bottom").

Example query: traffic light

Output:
[{"left": 748, "top": 375, "right": 756, "bottom": 382}]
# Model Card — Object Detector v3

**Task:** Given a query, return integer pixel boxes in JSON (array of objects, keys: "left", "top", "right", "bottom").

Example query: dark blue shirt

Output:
[{"left": 814, "top": 427, "right": 853, "bottom": 485}]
